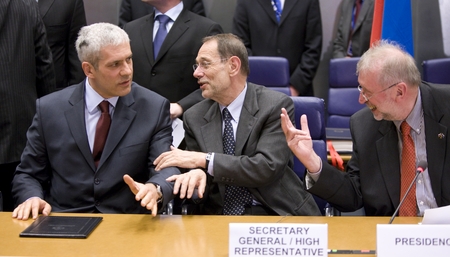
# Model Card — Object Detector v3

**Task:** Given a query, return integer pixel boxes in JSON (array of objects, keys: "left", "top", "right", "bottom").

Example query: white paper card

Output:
[
  {"left": 171, "top": 118, "right": 184, "bottom": 148},
  {"left": 422, "top": 205, "right": 450, "bottom": 224},
  {"left": 229, "top": 223, "right": 327, "bottom": 257},
  {"left": 377, "top": 224, "right": 450, "bottom": 257}
]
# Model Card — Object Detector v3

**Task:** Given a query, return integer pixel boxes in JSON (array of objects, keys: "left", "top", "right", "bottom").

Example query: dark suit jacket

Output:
[
  {"left": 119, "top": 0, "right": 205, "bottom": 27},
  {"left": 232, "top": 0, "right": 322, "bottom": 96},
  {"left": 332, "top": 0, "right": 374, "bottom": 58},
  {"left": 123, "top": 8, "right": 223, "bottom": 112},
  {"left": 0, "top": 0, "right": 56, "bottom": 164},
  {"left": 12, "top": 82, "right": 180, "bottom": 213},
  {"left": 308, "top": 82, "right": 450, "bottom": 216},
  {"left": 183, "top": 83, "right": 321, "bottom": 216},
  {"left": 38, "top": 0, "right": 86, "bottom": 88}
]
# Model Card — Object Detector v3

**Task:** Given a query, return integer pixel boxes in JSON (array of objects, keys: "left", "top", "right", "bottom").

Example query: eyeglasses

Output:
[
  {"left": 357, "top": 82, "right": 401, "bottom": 102},
  {"left": 193, "top": 58, "right": 228, "bottom": 71}
]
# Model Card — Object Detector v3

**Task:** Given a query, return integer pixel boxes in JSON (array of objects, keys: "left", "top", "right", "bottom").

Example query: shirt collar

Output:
[
  {"left": 154, "top": 1, "right": 183, "bottom": 22},
  {"left": 85, "top": 79, "right": 119, "bottom": 114},
  {"left": 220, "top": 84, "right": 248, "bottom": 122},
  {"left": 394, "top": 88, "right": 423, "bottom": 135}
]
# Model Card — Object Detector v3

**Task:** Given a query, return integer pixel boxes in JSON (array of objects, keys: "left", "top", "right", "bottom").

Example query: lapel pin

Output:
[{"left": 438, "top": 133, "right": 445, "bottom": 139}]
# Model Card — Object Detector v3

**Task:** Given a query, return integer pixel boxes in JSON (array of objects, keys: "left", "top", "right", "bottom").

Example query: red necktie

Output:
[
  {"left": 93, "top": 101, "right": 111, "bottom": 167},
  {"left": 399, "top": 121, "right": 416, "bottom": 216}
]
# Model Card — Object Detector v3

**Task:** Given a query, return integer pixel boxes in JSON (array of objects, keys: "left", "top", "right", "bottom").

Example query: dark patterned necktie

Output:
[
  {"left": 399, "top": 121, "right": 417, "bottom": 216},
  {"left": 93, "top": 101, "right": 111, "bottom": 168},
  {"left": 153, "top": 15, "right": 171, "bottom": 60},
  {"left": 222, "top": 108, "right": 253, "bottom": 215}
]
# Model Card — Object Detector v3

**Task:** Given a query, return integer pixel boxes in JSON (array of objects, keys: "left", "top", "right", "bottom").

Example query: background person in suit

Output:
[
  {"left": 282, "top": 40, "right": 450, "bottom": 216},
  {"left": 119, "top": 0, "right": 205, "bottom": 27},
  {"left": 0, "top": 0, "right": 56, "bottom": 212},
  {"left": 123, "top": 0, "right": 223, "bottom": 120},
  {"left": 154, "top": 34, "right": 320, "bottom": 216},
  {"left": 232, "top": 0, "right": 322, "bottom": 96},
  {"left": 38, "top": 0, "right": 87, "bottom": 88},
  {"left": 332, "top": 0, "right": 374, "bottom": 58},
  {"left": 12, "top": 23, "right": 179, "bottom": 220}
]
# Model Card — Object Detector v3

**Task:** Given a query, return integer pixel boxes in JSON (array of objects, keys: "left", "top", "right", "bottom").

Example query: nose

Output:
[
  {"left": 358, "top": 92, "right": 367, "bottom": 104},
  {"left": 121, "top": 61, "right": 133, "bottom": 76},
  {"left": 193, "top": 66, "right": 203, "bottom": 79}
]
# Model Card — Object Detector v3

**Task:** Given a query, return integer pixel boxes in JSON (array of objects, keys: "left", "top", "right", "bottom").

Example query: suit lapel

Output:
[
  {"left": 99, "top": 92, "right": 137, "bottom": 169},
  {"left": 354, "top": 0, "right": 371, "bottom": 32},
  {"left": 141, "top": 13, "right": 156, "bottom": 65},
  {"left": 256, "top": 0, "right": 278, "bottom": 24},
  {"left": 37, "top": 0, "right": 54, "bottom": 18},
  {"left": 279, "top": 0, "right": 297, "bottom": 25},
  {"left": 154, "top": 9, "right": 190, "bottom": 63},
  {"left": 376, "top": 121, "right": 401, "bottom": 206},
  {"left": 65, "top": 83, "right": 95, "bottom": 171},
  {"left": 201, "top": 103, "right": 224, "bottom": 153},
  {"left": 421, "top": 85, "right": 447, "bottom": 206},
  {"left": 235, "top": 84, "right": 258, "bottom": 155}
]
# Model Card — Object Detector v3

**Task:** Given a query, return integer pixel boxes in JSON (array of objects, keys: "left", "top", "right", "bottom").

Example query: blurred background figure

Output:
[
  {"left": 0, "top": 0, "right": 56, "bottom": 211},
  {"left": 232, "top": 0, "right": 322, "bottom": 96},
  {"left": 38, "top": 0, "right": 87, "bottom": 88},
  {"left": 123, "top": 0, "right": 222, "bottom": 120},
  {"left": 119, "top": 0, "right": 205, "bottom": 27},
  {"left": 333, "top": 0, "right": 374, "bottom": 58}
]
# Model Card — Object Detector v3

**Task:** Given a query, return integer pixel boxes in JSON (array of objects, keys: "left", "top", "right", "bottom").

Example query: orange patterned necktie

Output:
[{"left": 399, "top": 121, "right": 416, "bottom": 216}]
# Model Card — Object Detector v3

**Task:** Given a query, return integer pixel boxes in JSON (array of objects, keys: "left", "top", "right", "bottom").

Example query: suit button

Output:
[
  {"left": 277, "top": 49, "right": 281, "bottom": 54},
  {"left": 95, "top": 201, "right": 100, "bottom": 206},
  {"left": 94, "top": 178, "right": 100, "bottom": 185},
  {"left": 151, "top": 72, "right": 156, "bottom": 76}
]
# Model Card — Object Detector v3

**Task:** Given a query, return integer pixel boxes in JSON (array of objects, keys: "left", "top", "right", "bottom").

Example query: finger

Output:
[
  {"left": 153, "top": 151, "right": 169, "bottom": 166},
  {"left": 170, "top": 145, "right": 176, "bottom": 151},
  {"left": 197, "top": 173, "right": 207, "bottom": 199},
  {"left": 31, "top": 200, "right": 41, "bottom": 220},
  {"left": 280, "top": 108, "right": 294, "bottom": 135},
  {"left": 300, "top": 114, "right": 310, "bottom": 135},
  {"left": 151, "top": 201, "right": 158, "bottom": 217},
  {"left": 178, "top": 176, "right": 190, "bottom": 199},
  {"left": 123, "top": 174, "right": 140, "bottom": 195},
  {"left": 166, "top": 174, "right": 179, "bottom": 182},
  {"left": 42, "top": 203, "right": 52, "bottom": 216}
]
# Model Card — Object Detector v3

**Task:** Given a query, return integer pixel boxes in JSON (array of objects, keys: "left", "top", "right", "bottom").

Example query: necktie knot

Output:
[
  {"left": 99, "top": 101, "right": 109, "bottom": 114},
  {"left": 401, "top": 121, "right": 411, "bottom": 136},
  {"left": 156, "top": 14, "right": 171, "bottom": 26},
  {"left": 223, "top": 108, "right": 232, "bottom": 121}
]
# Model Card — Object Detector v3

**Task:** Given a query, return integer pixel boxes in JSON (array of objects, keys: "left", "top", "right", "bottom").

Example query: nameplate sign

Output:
[
  {"left": 229, "top": 223, "right": 327, "bottom": 257},
  {"left": 377, "top": 224, "right": 450, "bottom": 257}
]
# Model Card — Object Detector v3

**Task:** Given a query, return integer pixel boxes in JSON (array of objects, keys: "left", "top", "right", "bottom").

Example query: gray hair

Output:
[
  {"left": 357, "top": 40, "right": 421, "bottom": 88},
  {"left": 202, "top": 33, "right": 250, "bottom": 76},
  {"left": 76, "top": 23, "right": 130, "bottom": 68}
]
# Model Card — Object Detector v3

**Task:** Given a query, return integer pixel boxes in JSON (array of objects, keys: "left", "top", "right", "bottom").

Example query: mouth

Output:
[
  {"left": 198, "top": 81, "right": 207, "bottom": 88},
  {"left": 119, "top": 79, "right": 131, "bottom": 86}
]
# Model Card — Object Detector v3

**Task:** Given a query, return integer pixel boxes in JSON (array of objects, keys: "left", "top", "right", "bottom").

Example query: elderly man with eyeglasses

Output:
[
  {"left": 153, "top": 33, "right": 321, "bottom": 216},
  {"left": 281, "top": 40, "right": 450, "bottom": 217}
]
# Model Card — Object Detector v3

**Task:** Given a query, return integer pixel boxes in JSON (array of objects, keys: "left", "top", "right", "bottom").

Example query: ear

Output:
[
  {"left": 396, "top": 82, "right": 407, "bottom": 97},
  {"left": 228, "top": 56, "right": 241, "bottom": 77},
  {"left": 82, "top": 62, "right": 95, "bottom": 79}
]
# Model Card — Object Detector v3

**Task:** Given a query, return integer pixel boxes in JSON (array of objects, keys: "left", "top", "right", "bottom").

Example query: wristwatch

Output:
[
  {"left": 151, "top": 183, "right": 163, "bottom": 203},
  {"left": 205, "top": 152, "right": 212, "bottom": 169}
]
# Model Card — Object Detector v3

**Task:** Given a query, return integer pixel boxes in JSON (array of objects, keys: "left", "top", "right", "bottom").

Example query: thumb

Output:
[{"left": 123, "top": 174, "right": 140, "bottom": 195}]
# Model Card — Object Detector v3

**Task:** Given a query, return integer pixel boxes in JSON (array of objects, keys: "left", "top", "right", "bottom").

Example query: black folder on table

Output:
[{"left": 20, "top": 216, "right": 102, "bottom": 238}]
